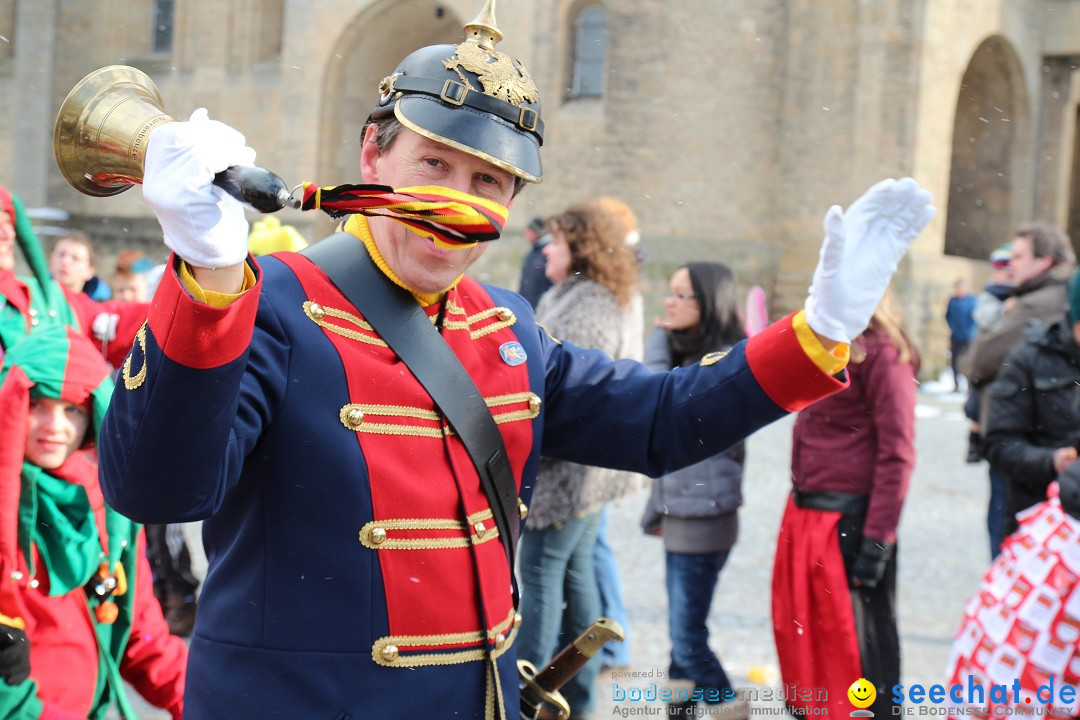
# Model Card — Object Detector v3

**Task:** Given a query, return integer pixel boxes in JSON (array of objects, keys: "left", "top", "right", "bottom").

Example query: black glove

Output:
[
  {"left": 1058, "top": 460, "right": 1080, "bottom": 521},
  {"left": 849, "top": 537, "right": 893, "bottom": 589},
  {"left": 0, "top": 625, "right": 30, "bottom": 685}
]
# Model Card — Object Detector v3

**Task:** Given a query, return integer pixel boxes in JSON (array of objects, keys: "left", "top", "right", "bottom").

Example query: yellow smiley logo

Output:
[{"left": 848, "top": 678, "right": 876, "bottom": 709}]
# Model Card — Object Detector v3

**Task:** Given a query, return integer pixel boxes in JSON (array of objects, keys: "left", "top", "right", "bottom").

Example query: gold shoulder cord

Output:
[{"left": 122, "top": 323, "right": 148, "bottom": 390}]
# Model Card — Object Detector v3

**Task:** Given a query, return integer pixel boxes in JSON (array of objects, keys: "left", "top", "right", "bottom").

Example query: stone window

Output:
[
  {"left": 152, "top": 0, "right": 174, "bottom": 54},
  {"left": 569, "top": 5, "right": 606, "bottom": 99}
]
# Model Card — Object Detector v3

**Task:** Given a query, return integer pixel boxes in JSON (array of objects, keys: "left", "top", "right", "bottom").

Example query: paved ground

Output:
[{"left": 120, "top": 386, "right": 988, "bottom": 718}]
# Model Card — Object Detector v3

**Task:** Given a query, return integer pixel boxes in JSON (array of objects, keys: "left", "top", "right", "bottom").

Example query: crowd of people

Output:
[{"left": 7, "top": 3, "right": 1079, "bottom": 719}]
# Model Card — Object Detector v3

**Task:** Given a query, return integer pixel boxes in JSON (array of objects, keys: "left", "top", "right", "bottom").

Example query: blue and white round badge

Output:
[{"left": 499, "top": 341, "right": 528, "bottom": 366}]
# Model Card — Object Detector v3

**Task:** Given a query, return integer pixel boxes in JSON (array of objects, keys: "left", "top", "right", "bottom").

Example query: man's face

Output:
[
  {"left": 360, "top": 125, "right": 516, "bottom": 295},
  {"left": 1009, "top": 236, "right": 1053, "bottom": 287},
  {"left": 25, "top": 397, "right": 91, "bottom": 470},
  {"left": 0, "top": 211, "right": 14, "bottom": 272},
  {"left": 50, "top": 238, "right": 95, "bottom": 293}
]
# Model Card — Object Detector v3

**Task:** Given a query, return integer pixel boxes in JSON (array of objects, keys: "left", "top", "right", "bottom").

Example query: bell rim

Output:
[{"left": 53, "top": 65, "right": 168, "bottom": 197}]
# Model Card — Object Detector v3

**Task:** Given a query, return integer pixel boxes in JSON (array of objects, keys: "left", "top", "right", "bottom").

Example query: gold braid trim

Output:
[
  {"left": 441, "top": 305, "right": 517, "bottom": 339},
  {"left": 370, "top": 609, "right": 518, "bottom": 670},
  {"left": 303, "top": 301, "right": 388, "bottom": 347},
  {"left": 351, "top": 422, "right": 445, "bottom": 439},
  {"left": 122, "top": 323, "right": 148, "bottom": 390},
  {"left": 348, "top": 403, "right": 441, "bottom": 421},
  {"left": 341, "top": 394, "right": 537, "bottom": 438},
  {"left": 372, "top": 634, "right": 486, "bottom": 668},
  {"left": 359, "top": 513, "right": 501, "bottom": 550}
]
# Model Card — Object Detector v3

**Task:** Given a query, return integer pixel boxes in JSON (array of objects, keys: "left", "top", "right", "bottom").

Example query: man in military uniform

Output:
[{"left": 98, "top": 3, "right": 935, "bottom": 718}]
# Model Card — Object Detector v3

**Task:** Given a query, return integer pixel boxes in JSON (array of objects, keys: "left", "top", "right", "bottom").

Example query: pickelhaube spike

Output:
[
  {"left": 369, "top": 0, "right": 544, "bottom": 183},
  {"left": 463, "top": 0, "right": 502, "bottom": 51}
]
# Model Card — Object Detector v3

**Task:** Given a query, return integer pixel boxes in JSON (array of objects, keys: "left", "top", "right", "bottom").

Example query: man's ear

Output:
[{"left": 360, "top": 124, "right": 380, "bottom": 184}]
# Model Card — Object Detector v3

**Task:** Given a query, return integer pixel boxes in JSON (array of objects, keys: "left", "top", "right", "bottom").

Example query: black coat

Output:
[{"left": 984, "top": 319, "right": 1080, "bottom": 531}]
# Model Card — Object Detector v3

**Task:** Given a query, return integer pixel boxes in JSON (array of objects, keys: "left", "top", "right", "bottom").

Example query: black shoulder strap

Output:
[{"left": 301, "top": 234, "right": 521, "bottom": 591}]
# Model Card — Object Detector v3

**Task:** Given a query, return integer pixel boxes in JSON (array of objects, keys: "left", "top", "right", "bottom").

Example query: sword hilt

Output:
[{"left": 518, "top": 617, "right": 625, "bottom": 719}]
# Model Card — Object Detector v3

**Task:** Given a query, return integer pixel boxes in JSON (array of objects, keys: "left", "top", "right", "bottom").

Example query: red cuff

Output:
[
  {"left": 146, "top": 254, "right": 261, "bottom": 369},
  {"left": 745, "top": 311, "right": 848, "bottom": 412}
]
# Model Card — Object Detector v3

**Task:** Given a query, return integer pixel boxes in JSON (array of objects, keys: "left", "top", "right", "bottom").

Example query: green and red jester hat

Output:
[{"left": 0, "top": 326, "right": 127, "bottom": 621}]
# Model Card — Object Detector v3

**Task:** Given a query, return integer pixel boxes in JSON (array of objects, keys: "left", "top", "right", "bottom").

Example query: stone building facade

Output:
[{"left": 1, "top": 0, "right": 1079, "bottom": 374}]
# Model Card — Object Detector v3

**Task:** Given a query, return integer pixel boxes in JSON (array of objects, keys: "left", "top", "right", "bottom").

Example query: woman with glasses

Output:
[{"left": 641, "top": 262, "right": 749, "bottom": 719}]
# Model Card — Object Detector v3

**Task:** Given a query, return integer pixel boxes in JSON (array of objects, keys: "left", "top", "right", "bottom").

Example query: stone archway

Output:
[
  {"left": 944, "top": 36, "right": 1029, "bottom": 259},
  {"left": 315, "top": 0, "right": 463, "bottom": 235}
]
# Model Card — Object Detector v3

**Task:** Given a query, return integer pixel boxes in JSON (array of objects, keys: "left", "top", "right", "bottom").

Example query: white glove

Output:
[
  {"left": 804, "top": 177, "right": 935, "bottom": 344},
  {"left": 91, "top": 312, "right": 119, "bottom": 343},
  {"left": 142, "top": 108, "right": 255, "bottom": 268}
]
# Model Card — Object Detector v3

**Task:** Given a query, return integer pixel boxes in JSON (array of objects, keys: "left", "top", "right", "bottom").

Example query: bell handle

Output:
[{"left": 213, "top": 165, "right": 300, "bottom": 213}]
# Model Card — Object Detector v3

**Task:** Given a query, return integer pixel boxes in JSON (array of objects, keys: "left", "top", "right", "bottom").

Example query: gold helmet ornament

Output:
[{"left": 370, "top": 0, "right": 543, "bottom": 183}]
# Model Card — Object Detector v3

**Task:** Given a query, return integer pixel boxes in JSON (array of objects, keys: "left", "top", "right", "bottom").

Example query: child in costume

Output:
[{"left": 0, "top": 326, "right": 185, "bottom": 719}]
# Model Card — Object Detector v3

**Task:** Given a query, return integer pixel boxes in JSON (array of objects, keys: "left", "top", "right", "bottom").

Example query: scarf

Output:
[{"left": 300, "top": 183, "right": 508, "bottom": 249}]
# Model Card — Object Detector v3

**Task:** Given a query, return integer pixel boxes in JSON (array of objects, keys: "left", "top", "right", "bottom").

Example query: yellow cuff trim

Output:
[
  {"left": 178, "top": 261, "right": 257, "bottom": 307},
  {"left": 0, "top": 613, "right": 25, "bottom": 631},
  {"left": 792, "top": 310, "right": 849, "bottom": 375}
]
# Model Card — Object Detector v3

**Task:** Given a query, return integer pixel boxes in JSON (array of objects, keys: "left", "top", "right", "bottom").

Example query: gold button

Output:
[
  {"left": 494, "top": 633, "right": 506, "bottom": 650},
  {"left": 518, "top": 500, "right": 529, "bottom": 520},
  {"left": 496, "top": 308, "right": 513, "bottom": 322},
  {"left": 474, "top": 521, "right": 486, "bottom": 538},
  {"left": 27, "top": 578, "right": 38, "bottom": 589},
  {"left": 513, "top": 612, "right": 523, "bottom": 629},
  {"left": 370, "top": 527, "right": 387, "bottom": 545},
  {"left": 9, "top": 571, "right": 22, "bottom": 582},
  {"left": 348, "top": 408, "right": 364, "bottom": 427},
  {"left": 528, "top": 395, "right": 541, "bottom": 414},
  {"left": 381, "top": 644, "right": 399, "bottom": 662},
  {"left": 309, "top": 303, "right": 325, "bottom": 320}
]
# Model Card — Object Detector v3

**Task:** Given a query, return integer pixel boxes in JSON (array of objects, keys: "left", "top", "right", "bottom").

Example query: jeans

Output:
[
  {"left": 666, "top": 550, "right": 734, "bottom": 702},
  {"left": 595, "top": 506, "right": 631, "bottom": 667},
  {"left": 517, "top": 511, "right": 603, "bottom": 716}
]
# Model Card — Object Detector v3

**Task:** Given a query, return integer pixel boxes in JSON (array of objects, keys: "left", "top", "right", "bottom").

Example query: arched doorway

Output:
[
  {"left": 316, "top": 0, "right": 463, "bottom": 235},
  {"left": 944, "top": 36, "right": 1029, "bottom": 259}
]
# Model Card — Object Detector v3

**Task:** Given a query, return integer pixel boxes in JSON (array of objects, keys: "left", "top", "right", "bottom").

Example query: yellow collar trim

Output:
[{"left": 343, "top": 215, "right": 458, "bottom": 307}]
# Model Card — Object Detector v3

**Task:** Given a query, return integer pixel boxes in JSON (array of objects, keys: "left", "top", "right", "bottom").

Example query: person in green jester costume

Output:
[
  {"left": 0, "top": 185, "right": 147, "bottom": 367},
  {"left": 0, "top": 326, "right": 186, "bottom": 719}
]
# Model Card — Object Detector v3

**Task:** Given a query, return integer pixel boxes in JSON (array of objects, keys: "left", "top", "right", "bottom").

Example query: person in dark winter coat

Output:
[
  {"left": 966, "top": 225, "right": 1074, "bottom": 558},
  {"left": 983, "top": 268, "right": 1080, "bottom": 535},
  {"left": 945, "top": 279, "right": 976, "bottom": 392},
  {"left": 640, "top": 262, "right": 749, "bottom": 719},
  {"left": 517, "top": 216, "right": 551, "bottom": 309}
]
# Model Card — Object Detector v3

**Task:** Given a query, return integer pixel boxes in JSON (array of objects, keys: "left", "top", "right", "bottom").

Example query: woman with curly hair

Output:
[{"left": 516, "top": 198, "right": 645, "bottom": 719}]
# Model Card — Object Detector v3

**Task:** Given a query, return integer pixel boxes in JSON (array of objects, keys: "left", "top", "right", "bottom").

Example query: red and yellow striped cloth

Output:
[{"left": 300, "top": 183, "right": 508, "bottom": 249}]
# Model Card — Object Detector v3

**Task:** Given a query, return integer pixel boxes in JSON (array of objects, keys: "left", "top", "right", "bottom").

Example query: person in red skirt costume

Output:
[{"left": 773, "top": 288, "right": 919, "bottom": 717}]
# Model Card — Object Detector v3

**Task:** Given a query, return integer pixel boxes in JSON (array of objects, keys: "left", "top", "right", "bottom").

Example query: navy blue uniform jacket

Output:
[{"left": 99, "top": 240, "right": 844, "bottom": 719}]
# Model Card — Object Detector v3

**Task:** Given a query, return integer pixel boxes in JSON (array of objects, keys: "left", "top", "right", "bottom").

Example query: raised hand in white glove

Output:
[
  {"left": 804, "top": 177, "right": 935, "bottom": 344},
  {"left": 142, "top": 108, "right": 255, "bottom": 268}
]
